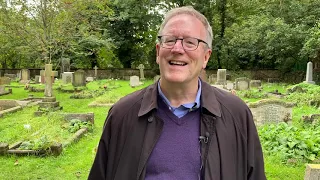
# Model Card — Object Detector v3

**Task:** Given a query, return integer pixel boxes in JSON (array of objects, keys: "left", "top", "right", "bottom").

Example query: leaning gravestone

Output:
[
  {"left": 304, "top": 61, "right": 315, "bottom": 84},
  {"left": 235, "top": 77, "right": 250, "bottom": 90},
  {"left": 130, "top": 76, "right": 140, "bottom": 87},
  {"left": 19, "top": 69, "right": 30, "bottom": 84},
  {"left": 304, "top": 164, "right": 320, "bottom": 180},
  {"left": 216, "top": 69, "right": 227, "bottom": 86},
  {"left": 73, "top": 70, "right": 86, "bottom": 87},
  {"left": 137, "top": 64, "right": 145, "bottom": 81},
  {"left": 248, "top": 99, "right": 295, "bottom": 126},
  {"left": 34, "top": 75, "right": 41, "bottom": 83}
]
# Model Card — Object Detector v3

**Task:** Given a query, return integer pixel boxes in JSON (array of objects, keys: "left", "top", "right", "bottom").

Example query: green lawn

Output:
[{"left": 0, "top": 80, "right": 314, "bottom": 179}]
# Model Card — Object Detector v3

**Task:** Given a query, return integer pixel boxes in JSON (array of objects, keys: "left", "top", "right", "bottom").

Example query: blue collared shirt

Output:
[{"left": 157, "top": 79, "right": 201, "bottom": 118}]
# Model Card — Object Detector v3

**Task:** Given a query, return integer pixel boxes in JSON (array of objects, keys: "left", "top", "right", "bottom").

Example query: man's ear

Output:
[{"left": 202, "top": 49, "right": 212, "bottom": 69}]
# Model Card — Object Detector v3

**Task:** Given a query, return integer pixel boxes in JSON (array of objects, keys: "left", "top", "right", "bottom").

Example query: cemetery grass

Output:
[{"left": 0, "top": 80, "right": 316, "bottom": 179}]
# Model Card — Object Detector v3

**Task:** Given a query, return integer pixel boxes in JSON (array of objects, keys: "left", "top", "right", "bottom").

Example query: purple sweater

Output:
[{"left": 145, "top": 98, "right": 201, "bottom": 180}]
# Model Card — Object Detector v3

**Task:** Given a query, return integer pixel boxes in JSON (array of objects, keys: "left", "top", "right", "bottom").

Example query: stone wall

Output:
[{"left": 0, "top": 68, "right": 305, "bottom": 83}]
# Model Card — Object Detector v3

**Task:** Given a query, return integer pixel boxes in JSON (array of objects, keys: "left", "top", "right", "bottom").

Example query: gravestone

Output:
[
  {"left": 235, "top": 77, "right": 250, "bottom": 90},
  {"left": 248, "top": 99, "right": 295, "bottom": 126},
  {"left": 304, "top": 164, "right": 320, "bottom": 180},
  {"left": 94, "top": 66, "right": 98, "bottom": 78},
  {"left": 35, "top": 75, "right": 41, "bottom": 83},
  {"left": 86, "top": 77, "right": 94, "bottom": 82},
  {"left": 216, "top": 69, "right": 227, "bottom": 86},
  {"left": 199, "top": 69, "right": 207, "bottom": 82},
  {"left": 208, "top": 74, "right": 217, "bottom": 84},
  {"left": 35, "top": 65, "right": 61, "bottom": 116},
  {"left": 137, "top": 64, "right": 145, "bottom": 81},
  {"left": 226, "top": 82, "right": 234, "bottom": 90},
  {"left": 19, "top": 69, "right": 30, "bottom": 84},
  {"left": 0, "top": 77, "right": 11, "bottom": 85},
  {"left": 73, "top": 70, "right": 86, "bottom": 87},
  {"left": 3, "top": 74, "right": 16, "bottom": 80},
  {"left": 61, "top": 58, "right": 71, "bottom": 73},
  {"left": 42, "top": 64, "right": 58, "bottom": 97},
  {"left": 250, "top": 80, "right": 262, "bottom": 88},
  {"left": 130, "top": 76, "right": 140, "bottom": 87},
  {"left": 40, "top": 70, "right": 45, "bottom": 84},
  {"left": 0, "top": 86, "right": 5, "bottom": 94},
  {"left": 62, "top": 72, "right": 73, "bottom": 84},
  {"left": 304, "top": 61, "right": 315, "bottom": 84},
  {"left": 154, "top": 75, "right": 161, "bottom": 83}
]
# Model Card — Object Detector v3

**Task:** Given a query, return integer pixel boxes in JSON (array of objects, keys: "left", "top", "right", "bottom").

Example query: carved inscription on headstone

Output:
[{"left": 248, "top": 99, "right": 295, "bottom": 126}]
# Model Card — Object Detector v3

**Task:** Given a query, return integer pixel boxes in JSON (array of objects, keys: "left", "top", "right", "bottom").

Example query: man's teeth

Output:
[{"left": 169, "top": 61, "right": 187, "bottom": 66}]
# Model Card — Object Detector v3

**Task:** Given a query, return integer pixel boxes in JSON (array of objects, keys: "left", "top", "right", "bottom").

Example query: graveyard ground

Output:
[{"left": 1, "top": 79, "right": 319, "bottom": 179}]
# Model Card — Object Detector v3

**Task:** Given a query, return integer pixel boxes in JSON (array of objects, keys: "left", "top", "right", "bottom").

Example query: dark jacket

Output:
[{"left": 88, "top": 81, "right": 266, "bottom": 180}]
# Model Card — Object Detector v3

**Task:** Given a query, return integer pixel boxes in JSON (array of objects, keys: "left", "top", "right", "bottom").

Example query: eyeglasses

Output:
[{"left": 158, "top": 35, "right": 208, "bottom": 51}]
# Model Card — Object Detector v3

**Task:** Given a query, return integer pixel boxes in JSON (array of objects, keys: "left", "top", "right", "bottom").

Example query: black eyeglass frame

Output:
[{"left": 157, "top": 35, "right": 209, "bottom": 51}]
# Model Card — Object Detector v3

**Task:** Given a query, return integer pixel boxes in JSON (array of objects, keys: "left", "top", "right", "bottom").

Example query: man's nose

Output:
[{"left": 171, "top": 39, "right": 185, "bottom": 53}]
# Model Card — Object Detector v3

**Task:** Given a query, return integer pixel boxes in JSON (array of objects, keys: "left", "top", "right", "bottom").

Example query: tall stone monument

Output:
[
  {"left": 304, "top": 62, "right": 315, "bottom": 84},
  {"left": 137, "top": 64, "right": 145, "bottom": 81},
  {"left": 216, "top": 69, "right": 227, "bottom": 86},
  {"left": 35, "top": 64, "right": 62, "bottom": 116}
]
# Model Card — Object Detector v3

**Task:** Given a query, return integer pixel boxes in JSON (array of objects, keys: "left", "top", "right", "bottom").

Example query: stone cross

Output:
[
  {"left": 305, "top": 61, "right": 315, "bottom": 84},
  {"left": 137, "top": 64, "right": 145, "bottom": 81},
  {"left": 94, "top": 66, "right": 98, "bottom": 78},
  {"left": 40, "top": 64, "right": 58, "bottom": 97}
]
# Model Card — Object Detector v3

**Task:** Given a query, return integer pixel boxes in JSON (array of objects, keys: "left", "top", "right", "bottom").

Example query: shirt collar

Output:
[{"left": 157, "top": 78, "right": 201, "bottom": 110}]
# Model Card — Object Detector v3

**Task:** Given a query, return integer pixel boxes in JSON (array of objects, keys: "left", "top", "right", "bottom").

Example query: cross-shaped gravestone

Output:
[
  {"left": 94, "top": 66, "right": 98, "bottom": 78},
  {"left": 40, "top": 64, "right": 58, "bottom": 97},
  {"left": 137, "top": 64, "right": 145, "bottom": 81}
]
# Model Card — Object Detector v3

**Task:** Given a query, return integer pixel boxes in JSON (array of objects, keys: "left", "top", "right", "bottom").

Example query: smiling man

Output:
[{"left": 88, "top": 6, "right": 266, "bottom": 180}]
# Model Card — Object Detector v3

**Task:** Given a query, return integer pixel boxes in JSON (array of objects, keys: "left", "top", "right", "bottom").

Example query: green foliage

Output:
[
  {"left": 68, "top": 119, "right": 93, "bottom": 133},
  {"left": 259, "top": 122, "right": 320, "bottom": 162},
  {"left": 285, "top": 83, "right": 320, "bottom": 106},
  {"left": 19, "top": 136, "right": 52, "bottom": 150}
]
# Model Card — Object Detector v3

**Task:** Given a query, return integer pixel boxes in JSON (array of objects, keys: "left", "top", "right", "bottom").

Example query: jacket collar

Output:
[{"left": 138, "top": 80, "right": 221, "bottom": 117}]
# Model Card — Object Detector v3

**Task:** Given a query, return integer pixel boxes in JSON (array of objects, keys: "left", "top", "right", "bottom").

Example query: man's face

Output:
[{"left": 156, "top": 14, "right": 212, "bottom": 85}]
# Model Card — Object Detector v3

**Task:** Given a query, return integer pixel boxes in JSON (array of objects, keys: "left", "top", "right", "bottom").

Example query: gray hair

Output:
[{"left": 158, "top": 6, "right": 213, "bottom": 49}]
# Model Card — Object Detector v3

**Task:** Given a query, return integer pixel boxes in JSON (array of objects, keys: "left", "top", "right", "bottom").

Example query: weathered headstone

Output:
[
  {"left": 34, "top": 75, "right": 41, "bottom": 83},
  {"left": 62, "top": 72, "right": 73, "bottom": 84},
  {"left": 61, "top": 58, "right": 71, "bottom": 73},
  {"left": 226, "top": 82, "right": 234, "bottom": 90},
  {"left": 235, "top": 77, "right": 250, "bottom": 90},
  {"left": 250, "top": 80, "right": 262, "bottom": 88},
  {"left": 216, "top": 69, "right": 227, "bottom": 86},
  {"left": 130, "top": 76, "right": 140, "bottom": 87},
  {"left": 40, "top": 70, "right": 45, "bottom": 84},
  {"left": 94, "top": 66, "right": 98, "bottom": 78},
  {"left": 0, "top": 77, "right": 11, "bottom": 85},
  {"left": 73, "top": 70, "right": 86, "bottom": 87},
  {"left": 86, "top": 77, "right": 94, "bottom": 82},
  {"left": 248, "top": 99, "right": 295, "bottom": 126},
  {"left": 42, "top": 64, "right": 58, "bottom": 97},
  {"left": 0, "top": 86, "right": 5, "bottom": 94},
  {"left": 304, "top": 164, "right": 320, "bottom": 180},
  {"left": 208, "top": 74, "right": 217, "bottom": 84},
  {"left": 19, "top": 69, "right": 30, "bottom": 84},
  {"left": 3, "top": 74, "right": 16, "bottom": 80},
  {"left": 137, "top": 64, "right": 145, "bottom": 81},
  {"left": 304, "top": 61, "right": 315, "bottom": 84}
]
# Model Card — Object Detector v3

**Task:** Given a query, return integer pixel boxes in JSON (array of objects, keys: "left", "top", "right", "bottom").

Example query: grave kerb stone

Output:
[{"left": 304, "top": 164, "right": 320, "bottom": 180}]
